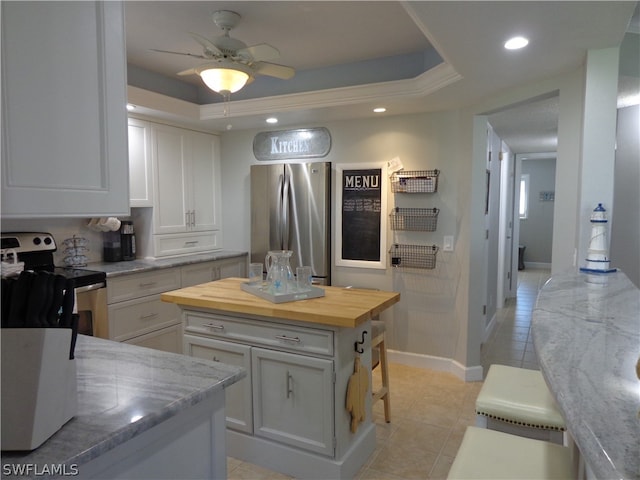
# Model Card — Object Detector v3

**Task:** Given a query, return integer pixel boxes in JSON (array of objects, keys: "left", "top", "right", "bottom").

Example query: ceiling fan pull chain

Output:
[{"left": 223, "top": 91, "right": 231, "bottom": 117}]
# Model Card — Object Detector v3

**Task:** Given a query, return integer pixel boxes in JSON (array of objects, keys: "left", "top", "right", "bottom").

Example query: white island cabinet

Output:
[
  {"left": 0, "top": 335, "right": 245, "bottom": 479},
  {"left": 162, "top": 277, "right": 401, "bottom": 479},
  {"left": 1, "top": 2, "right": 129, "bottom": 217},
  {"left": 184, "top": 313, "right": 336, "bottom": 456}
]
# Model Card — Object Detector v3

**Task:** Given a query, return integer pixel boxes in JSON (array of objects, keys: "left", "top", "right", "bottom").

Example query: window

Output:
[{"left": 519, "top": 174, "right": 529, "bottom": 219}]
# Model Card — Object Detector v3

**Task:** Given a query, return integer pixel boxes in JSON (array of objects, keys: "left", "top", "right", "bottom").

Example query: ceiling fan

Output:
[{"left": 152, "top": 10, "right": 295, "bottom": 97}]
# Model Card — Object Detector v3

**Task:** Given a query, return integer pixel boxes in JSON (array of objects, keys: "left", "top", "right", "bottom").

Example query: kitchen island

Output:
[
  {"left": 531, "top": 270, "right": 639, "bottom": 480},
  {"left": 162, "top": 277, "right": 401, "bottom": 479},
  {"left": 1, "top": 335, "right": 245, "bottom": 479}
]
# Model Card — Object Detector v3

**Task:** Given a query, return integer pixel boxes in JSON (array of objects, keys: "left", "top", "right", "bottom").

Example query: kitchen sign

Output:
[{"left": 253, "top": 127, "right": 331, "bottom": 161}]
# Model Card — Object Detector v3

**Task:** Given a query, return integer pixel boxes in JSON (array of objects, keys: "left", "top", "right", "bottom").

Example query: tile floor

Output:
[{"left": 227, "top": 269, "right": 551, "bottom": 480}]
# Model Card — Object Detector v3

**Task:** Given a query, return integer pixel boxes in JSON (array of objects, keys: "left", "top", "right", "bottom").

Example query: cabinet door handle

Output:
[
  {"left": 203, "top": 323, "right": 224, "bottom": 330},
  {"left": 139, "top": 281, "right": 157, "bottom": 287},
  {"left": 275, "top": 335, "right": 300, "bottom": 343},
  {"left": 184, "top": 240, "right": 199, "bottom": 246},
  {"left": 185, "top": 211, "right": 190, "bottom": 228},
  {"left": 286, "top": 370, "right": 293, "bottom": 398},
  {"left": 191, "top": 210, "right": 196, "bottom": 227},
  {"left": 212, "top": 356, "right": 219, "bottom": 362},
  {"left": 139, "top": 312, "right": 158, "bottom": 320}
]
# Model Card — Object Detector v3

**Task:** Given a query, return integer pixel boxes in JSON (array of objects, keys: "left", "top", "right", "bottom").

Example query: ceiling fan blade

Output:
[
  {"left": 237, "top": 43, "right": 280, "bottom": 62},
  {"left": 189, "top": 32, "right": 222, "bottom": 56},
  {"left": 150, "top": 48, "right": 207, "bottom": 60},
  {"left": 177, "top": 68, "right": 199, "bottom": 77},
  {"left": 253, "top": 62, "right": 295, "bottom": 80}
]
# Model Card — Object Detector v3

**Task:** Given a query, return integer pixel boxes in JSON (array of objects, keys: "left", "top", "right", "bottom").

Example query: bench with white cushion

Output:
[
  {"left": 475, "top": 364, "right": 566, "bottom": 444},
  {"left": 447, "top": 427, "right": 575, "bottom": 479}
]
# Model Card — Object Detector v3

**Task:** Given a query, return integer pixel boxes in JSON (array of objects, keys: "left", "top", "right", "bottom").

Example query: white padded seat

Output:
[
  {"left": 476, "top": 364, "right": 565, "bottom": 444},
  {"left": 447, "top": 427, "right": 575, "bottom": 479}
]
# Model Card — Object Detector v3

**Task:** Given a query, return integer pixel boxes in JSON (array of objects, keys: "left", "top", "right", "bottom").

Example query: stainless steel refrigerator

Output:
[{"left": 251, "top": 162, "right": 331, "bottom": 285}]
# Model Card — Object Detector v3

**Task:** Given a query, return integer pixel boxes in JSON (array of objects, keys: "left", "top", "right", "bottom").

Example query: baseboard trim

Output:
[
  {"left": 387, "top": 349, "right": 484, "bottom": 382},
  {"left": 483, "top": 312, "right": 498, "bottom": 343}
]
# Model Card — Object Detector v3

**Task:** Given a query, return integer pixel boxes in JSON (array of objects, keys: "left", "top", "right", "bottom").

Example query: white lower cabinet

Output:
[
  {"left": 181, "top": 257, "right": 247, "bottom": 288},
  {"left": 104, "top": 256, "right": 246, "bottom": 354},
  {"left": 106, "top": 268, "right": 182, "bottom": 354},
  {"left": 251, "top": 347, "right": 334, "bottom": 456},
  {"left": 183, "top": 312, "right": 335, "bottom": 458},
  {"left": 124, "top": 324, "right": 183, "bottom": 353},
  {"left": 181, "top": 309, "right": 374, "bottom": 479},
  {"left": 185, "top": 335, "right": 253, "bottom": 434}
]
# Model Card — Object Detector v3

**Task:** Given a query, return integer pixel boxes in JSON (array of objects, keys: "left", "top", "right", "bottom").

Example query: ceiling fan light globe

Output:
[{"left": 199, "top": 67, "right": 249, "bottom": 94}]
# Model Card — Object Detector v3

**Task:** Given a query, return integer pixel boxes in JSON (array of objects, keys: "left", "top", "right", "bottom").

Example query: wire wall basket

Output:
[
  {"left": 389, "top": 244, "right": 439, "bottom": 269},
  {"left": 389, "top": 207, "right": 439, "bottom": 232},
  {"left": 390, "top": 169, "right": 439, "bottom": 193}
]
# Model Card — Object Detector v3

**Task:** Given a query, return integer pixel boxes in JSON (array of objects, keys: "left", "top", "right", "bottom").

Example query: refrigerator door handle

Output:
[
  {"left": 276, "top": 174, "right": 284, "bottom": 249},
  {"left": 282, "top": 172, "right": 290, "bottom": 250}
]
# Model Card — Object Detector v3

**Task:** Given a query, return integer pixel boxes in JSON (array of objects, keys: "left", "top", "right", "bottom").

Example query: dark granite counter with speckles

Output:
[
  {"left": 86, "top": 251, "right": 247, "bottom": 277},
  {"left": 1, "top": 335, "right": 245, "bottom": 477}
]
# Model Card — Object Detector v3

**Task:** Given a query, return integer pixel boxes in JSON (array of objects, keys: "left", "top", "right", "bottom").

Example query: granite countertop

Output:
[
  {"left": 531, "top": 269, "right": 640, "bottom": 480},
  {"left": 85, "top": 250, "right": 247, "bottom": 277},
  {"left": 1, "top": 335, "right": 245, "bottom": 474}
]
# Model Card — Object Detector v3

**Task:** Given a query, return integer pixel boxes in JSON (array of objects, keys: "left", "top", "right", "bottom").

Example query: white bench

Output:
[
  {"left": 447, "top": 427, "right": 575, "bottom": 479},
  {"left": 476, "top": 364, "right": 566, "bottom": 444}
]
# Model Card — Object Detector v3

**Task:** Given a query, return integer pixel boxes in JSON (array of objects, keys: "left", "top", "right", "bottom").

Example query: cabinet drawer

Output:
[
  {"left": 107, "top": 268, "right": 181, "bottom": 303},
  {"left": 124, "top": 324, "right": 183, "bottom": 354},
  {"left": 153, "top": 232, "right": 219, "bottom": 257},
  {"left": 185, "top": 312, "right": 334, "bottom": 356},
  {"left": 108, "top": 294, "right": 181, "bottom": 341}
]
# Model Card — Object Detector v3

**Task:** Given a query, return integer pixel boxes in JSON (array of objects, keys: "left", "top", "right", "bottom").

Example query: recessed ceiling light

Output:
[
  {"left": 504, "top": 36, "right": 529, "bottom": 50},
  {"left": 373, "top": 107, "right": 386, "bottom": 113},
  {"left": 266, "top": 117, "right": 278, "bottom": 124}
]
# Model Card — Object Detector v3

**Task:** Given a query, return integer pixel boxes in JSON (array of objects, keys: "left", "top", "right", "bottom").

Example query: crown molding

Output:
[
  {"left": 199, "top": 62, "right": 462, "bottom": 120},
  {"left": 127, "top": 61, "right": 462, "bottom": 130}
]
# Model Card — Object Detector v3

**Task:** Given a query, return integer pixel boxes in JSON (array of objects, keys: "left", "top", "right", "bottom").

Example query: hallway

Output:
[{"left": 481, "top": 268, "right": 551, "bottom": 373}]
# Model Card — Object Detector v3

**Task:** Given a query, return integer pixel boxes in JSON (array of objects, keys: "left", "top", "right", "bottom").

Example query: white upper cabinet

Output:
[
  {"left": 1, "top": 1, "right": 129, "bottom": 217},
  {"left": 153, "top": 124, "right": 221, "bottom": 235},
  {"left": 131, "top": 119, "right": 222, "bottom": 258},
  {"left": 189, "top": 130, "right": 221, "bottom": 232},
  {"left": 153, "top": 124, "right": 190, "bottom": 233},
  {"left": 128, "top": 119, "right": 154, "bottom": 207}
]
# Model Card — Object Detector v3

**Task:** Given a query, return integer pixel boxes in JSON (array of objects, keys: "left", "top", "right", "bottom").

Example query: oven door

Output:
[{"left": 75, "top": 283, "right": 107, "bottom": 337}]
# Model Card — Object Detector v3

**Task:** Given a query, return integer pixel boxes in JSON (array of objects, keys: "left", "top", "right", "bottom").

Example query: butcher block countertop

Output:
[{"left": 161, "top": 277, "right": 400, "bottom": 328}]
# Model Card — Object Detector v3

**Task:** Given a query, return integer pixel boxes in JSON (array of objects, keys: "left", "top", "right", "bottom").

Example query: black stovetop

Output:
[{"left": 44, "top": 266, "right": 106, "bottom": 289}]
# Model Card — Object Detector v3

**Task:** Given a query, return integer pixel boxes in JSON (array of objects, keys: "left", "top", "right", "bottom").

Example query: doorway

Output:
[{"left": 487, "top": 94, "right": 559, "bottom": 302}]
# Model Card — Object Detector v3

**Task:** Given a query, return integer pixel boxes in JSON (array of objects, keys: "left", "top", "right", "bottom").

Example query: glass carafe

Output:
[{"left": 265, "top": 250, "right": 294, "bottom": 294}]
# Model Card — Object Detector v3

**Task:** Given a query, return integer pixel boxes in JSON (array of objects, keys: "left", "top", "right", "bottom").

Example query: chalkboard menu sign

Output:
[{"left": 335, "top": 164, "right": 387, "bottom": 269}]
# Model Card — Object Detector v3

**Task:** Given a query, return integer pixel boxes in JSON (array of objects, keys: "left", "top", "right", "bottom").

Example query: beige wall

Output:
[{"left": 220, "top": 110, "right": 474, "bottom": 374}]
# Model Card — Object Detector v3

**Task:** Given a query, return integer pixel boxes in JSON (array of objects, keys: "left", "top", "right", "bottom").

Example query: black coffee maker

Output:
[{"left": 120, "top": 221, "right": 136, "bottom": 261}]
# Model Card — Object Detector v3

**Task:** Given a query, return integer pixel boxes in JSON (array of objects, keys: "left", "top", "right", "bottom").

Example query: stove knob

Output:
[
  {"left": 33, "top": 237, "right": 41, "bottom": 245},
  {"left": 44, "top": 237, "right": 52, "bottom": 245}
]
